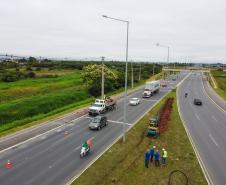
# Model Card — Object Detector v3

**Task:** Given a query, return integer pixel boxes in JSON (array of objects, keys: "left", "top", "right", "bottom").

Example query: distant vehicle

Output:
[
  {"left": 89, "top": 116, "right": 108, "bottom": 130},
  {"left": 194, "top": 99, "right": 202, "bottom": 105},
  {"left": 185, "top": 93, "right": 188, "bottom": 98},
  {"left": 89, "top": 97, "right": 116, "bottom": 116},
  {"left": 143, "top": 80, "right": 160, "bottom": 98},
  {"left": 160, "top": 80, "right": 167, "bottom": 87},
  {"left": 172, "top": 77, "right": 176, "bottom": 81},
  {"left": 129, "top": 98, "right": 140, "bottom": 106}
]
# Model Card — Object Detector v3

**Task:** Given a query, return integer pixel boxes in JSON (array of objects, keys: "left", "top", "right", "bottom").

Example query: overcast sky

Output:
[{"left": 0, "top": 0, "right": 226, "bottom": 63}]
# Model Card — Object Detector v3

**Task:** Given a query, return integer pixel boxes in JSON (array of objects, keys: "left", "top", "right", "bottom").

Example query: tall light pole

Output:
[
  {"left": 102, "top": 15, "right": 129, "bottom": 142},
  {"left": 101, "top": 56, "right": 105, "bottom": 99},
  {"left": 131, "top": 61, "right": 134, "bottom": 88},
  {"left": 139, "top": 63, "right": 141, "bottom": 81},
  {"left": 156, "top": 43, "right": 170, "bottom": 79}
]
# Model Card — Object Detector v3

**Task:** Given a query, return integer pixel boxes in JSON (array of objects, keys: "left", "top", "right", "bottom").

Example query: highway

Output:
[
  {"left": 178, "top": 72, "right": 226, "bottom": 185},
  {"left": 0, "top": 73, "right": 187, "bottom": 185}
]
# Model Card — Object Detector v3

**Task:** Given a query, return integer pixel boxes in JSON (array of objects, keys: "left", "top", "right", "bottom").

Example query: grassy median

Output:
[{"left": 73, "top": 90, "right": 207, "bottom": 185}]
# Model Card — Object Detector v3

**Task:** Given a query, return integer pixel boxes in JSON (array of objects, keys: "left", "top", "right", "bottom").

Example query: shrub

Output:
[{"left": 26, "top": 71, "right": 36, "bottom": 78}]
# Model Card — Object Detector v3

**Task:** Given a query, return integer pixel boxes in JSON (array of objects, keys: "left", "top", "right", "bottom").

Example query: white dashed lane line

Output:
[
  {"left": 209, "top": 134, "right": 219, "bottom": 147},
  {"left": 211, "top": 116, "right": 218, "bottom": 122},
  {"left": 195, "top": 113, "right": 201, "bottom": 120}
]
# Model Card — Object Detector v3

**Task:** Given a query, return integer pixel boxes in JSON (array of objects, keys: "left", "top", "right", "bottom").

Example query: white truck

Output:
[
  {"left": 89, "top": 97, "right": 116, "bottom": 116},
  {"left": 143, "top": 80, "right": 160, "bottom": 98}
]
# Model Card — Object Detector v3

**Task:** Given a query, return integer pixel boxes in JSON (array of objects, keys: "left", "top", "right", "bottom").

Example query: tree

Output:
[
  {"left": 81, "top": 64, "right": 118, "bottom": 86},
  {"left": 81, "top": 64, "right": 119, "bottom": 96}
]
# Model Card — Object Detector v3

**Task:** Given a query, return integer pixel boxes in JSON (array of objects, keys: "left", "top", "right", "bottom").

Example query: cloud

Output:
[{"left": 0, "top": 0, "right": 226, "bottom": 63}]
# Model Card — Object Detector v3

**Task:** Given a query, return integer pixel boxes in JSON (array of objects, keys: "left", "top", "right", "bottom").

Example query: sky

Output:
[{"left": 0, "top": 0, "right": 226, "bottom": 63}]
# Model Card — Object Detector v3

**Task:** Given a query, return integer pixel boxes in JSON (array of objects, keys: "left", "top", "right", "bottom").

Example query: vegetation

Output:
[
  {"left": 0, "top": 59, "right": 162, "bottom": 134},
  {"left": 210, "top": 70, "right": 226, "bottom": 100},
  {"left": 73, "top": 91, "right": 207, "bottom": 185}
]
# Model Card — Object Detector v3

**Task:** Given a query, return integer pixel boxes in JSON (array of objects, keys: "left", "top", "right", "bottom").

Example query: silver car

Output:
[{"left": 129, "top": 98, "right": 140, "bottom": 106}]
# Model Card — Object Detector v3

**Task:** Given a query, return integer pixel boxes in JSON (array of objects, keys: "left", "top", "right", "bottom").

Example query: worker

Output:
[
  {"left": 154, "top": 150, "right": 160, "bottom": 167},
  {"left": 145, "top": 149, "right": 151, "bottom": 168},
  {"left": 149, "top": 146, "right": 156, "bottom": 163},
  {"left": 162, "top": 148, "right": 168, "bottom": 165}
]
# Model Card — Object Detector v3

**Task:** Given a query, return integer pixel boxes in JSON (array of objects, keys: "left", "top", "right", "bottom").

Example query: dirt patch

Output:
[{"left": 159, "top": 97, "right": 174, "bottom": 134}]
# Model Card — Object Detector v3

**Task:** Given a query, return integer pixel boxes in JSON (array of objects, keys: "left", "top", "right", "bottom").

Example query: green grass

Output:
[
  {"left": 210, "top": 70, "right": 226, "bottom": 100},
  {"left": 73, "top": 91, "right": 207, "bottom": 185},
  {"left": 0, "top": 70, "right": 91, "bottom": 132},
  {"left": 0, "top": 70, "right": 163, "bottom": 136}
]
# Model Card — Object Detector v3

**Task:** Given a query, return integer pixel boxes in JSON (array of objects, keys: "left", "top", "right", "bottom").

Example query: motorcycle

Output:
[
  {"left": 185, "top": 93, "right": 188, "bottom": 98},
  {"left": 80, "top": 147, "right": 90, "bottom": 158}
]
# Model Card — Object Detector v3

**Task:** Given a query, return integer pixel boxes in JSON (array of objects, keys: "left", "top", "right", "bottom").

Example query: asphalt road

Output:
[
  {"left": 0, "top": 73, "right": 187, "bottom": 185},
  {"left": 178, "top": 72, "right": 226, "bottom": 185}
]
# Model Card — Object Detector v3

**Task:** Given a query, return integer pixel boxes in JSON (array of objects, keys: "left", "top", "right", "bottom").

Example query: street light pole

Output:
[
  {"left": 139, "top": 63, "right": 141, "bottom": 81},
  {"left": 102, "top": 15, "right": 129, "bottom": 142},
  {"left": 156, "top": 43, "right": 170, "bottom": 79},
  {"left": 101, "top": 56, "right": 105, "bottom": 99},
  {"left": 131, "top": 61, "right": 134, "bottom": 88}
]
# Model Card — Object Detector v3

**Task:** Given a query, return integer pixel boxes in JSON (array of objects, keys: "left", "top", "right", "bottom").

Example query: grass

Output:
[
  {"left": 73, "top": 90, "right": 207, "bottom": 185},
  {"left": 0, "top": 70, "right": 90, "bottom": 132},
  {"left": 0, "top": 70, "right": 164, "bottom": 136},
  {"left": 210, "top": 70, "right": 226, "bottom": 100}
]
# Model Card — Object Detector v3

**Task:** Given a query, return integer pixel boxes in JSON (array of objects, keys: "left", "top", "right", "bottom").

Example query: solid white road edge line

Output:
[
  {"left": 0, "top": 115, "right": 87, "bottom": 154},
  {"left": 177, "top": 73, "right": 213, "bottom": 185},
  {"left": 201, "top": 73, "right": 226, "bottom": 115},
  {"left": 66, "top": 73, "right": 188, "bottom": 185}
]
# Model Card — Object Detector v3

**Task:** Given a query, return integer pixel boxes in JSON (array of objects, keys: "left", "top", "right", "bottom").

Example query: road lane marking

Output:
[
  {"left": 211, "top": 116, "right": 218, "bottom": 122},
  {"left": 209, "top": 134, "right": 219, "bottom": 147},
  {"left": 107, "top": 120, "right": 132, "bottom": 126},
  {"left": 201, "top": 74, "right": 226, "bottom": 115},
  {"left": 177, "top": 72, "right": 213, "bottom": 185},
  {"left": 66, "top": 74, "right": 183, "bottom": 185},
  {"left": 195, "top": 113, "right": 201, "bottom": 120},
  {"left": 0, "top": 115, "right": 87, "bottom": 154},
  {"left": 141, "top": 99, "right": 158, "bottom": 102},
  {"left": 74, "top": 146, "right": 81, "bottom": 151}
]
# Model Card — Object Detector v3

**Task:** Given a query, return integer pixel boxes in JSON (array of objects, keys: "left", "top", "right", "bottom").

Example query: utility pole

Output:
[
  {"left": 139, "top": 63, "right": 141, "bottom": 81},
  {"left": 101, "top": 56, "right": 105, "bottom": 99},
  {"left": 152, "top": 63, "right": 155, "bottom": 76},
  {"left": 131, "top": 61, "right": 134, "bottom": 88}
]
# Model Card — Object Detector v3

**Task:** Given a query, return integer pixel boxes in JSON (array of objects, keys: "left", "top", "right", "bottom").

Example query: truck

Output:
[
  {"left": 160, "top": 79, "right": 167, "bottom": 87},
  {"left": 89, "top": 97, "right": 116, "bottom": 116},
  {"left": 142, "top": 80, "right": 160, "bottom": 98}
]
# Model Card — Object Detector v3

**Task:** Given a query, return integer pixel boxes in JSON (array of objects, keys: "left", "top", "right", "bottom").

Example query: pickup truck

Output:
[{"left": 89, "top": 97, "right": 116, "bottom": 116}]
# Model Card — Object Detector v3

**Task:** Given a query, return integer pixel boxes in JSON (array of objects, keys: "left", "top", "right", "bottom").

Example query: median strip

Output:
[{"left": 71, "top": 90, "right": 207, "bottom": 185}]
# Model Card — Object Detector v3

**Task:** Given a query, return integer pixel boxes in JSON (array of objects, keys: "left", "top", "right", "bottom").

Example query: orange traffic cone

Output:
[
  {"left": 64, "top": 131, "right": 69, "bottom": 137},
  {"left": 5, "top": 160, "right": 12, "bottom": 169}
]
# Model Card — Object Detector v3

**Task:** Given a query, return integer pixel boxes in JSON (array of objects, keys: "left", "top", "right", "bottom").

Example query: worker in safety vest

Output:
[{"left": 162, "top": 148, "right": 168, "bottom": 165}]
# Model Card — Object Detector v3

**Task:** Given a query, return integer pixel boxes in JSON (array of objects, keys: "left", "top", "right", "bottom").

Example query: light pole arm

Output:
[{"left": 102, "top": 15, "right": 129, "bottom": 23}]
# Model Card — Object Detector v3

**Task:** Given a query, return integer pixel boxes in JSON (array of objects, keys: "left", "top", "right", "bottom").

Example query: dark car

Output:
[
  {"left": 194, "top": 98, "right": 202, "bottom": 105},
  {"left": 89, "top": 116, "right": 108, "bottom": 130}
]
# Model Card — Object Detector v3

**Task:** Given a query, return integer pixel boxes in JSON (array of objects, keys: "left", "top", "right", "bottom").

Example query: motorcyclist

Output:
[
  {"left": 82, "top": 141, "right": 89, "bottom": 150},
  {"left": 185, "top": 93, "right": 188, "bottom": 97}
]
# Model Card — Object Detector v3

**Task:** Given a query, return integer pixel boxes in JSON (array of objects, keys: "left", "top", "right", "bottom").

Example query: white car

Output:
[{"left": 129, "top": 98, "right": 140, "bottom": 106}]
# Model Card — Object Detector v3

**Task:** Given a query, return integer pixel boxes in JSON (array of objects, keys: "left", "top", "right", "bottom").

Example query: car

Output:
[
  {"left": 194, "top": 98, "right": 202, "bottom": 105},
  {"left": 129, "top": 98, "right": 140, "bottom": 105},
  {"left": 89, "top": 116, "right": 108, "bottom": 130}
]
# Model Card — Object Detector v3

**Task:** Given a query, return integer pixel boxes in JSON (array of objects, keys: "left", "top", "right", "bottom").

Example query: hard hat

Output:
[
  {"left": 153, "top": 146, "right": 156, "bottom": 148},
  {"left": 162, "top": 148, "right": 165, "bottom": 151}
]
